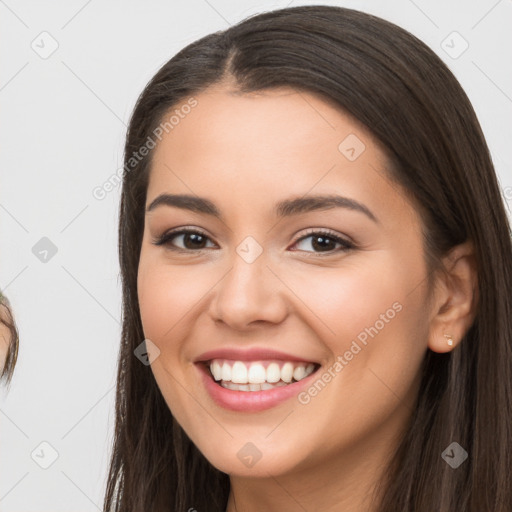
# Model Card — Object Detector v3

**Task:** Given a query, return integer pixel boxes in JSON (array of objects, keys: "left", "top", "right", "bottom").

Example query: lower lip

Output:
[{"left": 196, "top": 363, "right": 319, "bottom": 412}]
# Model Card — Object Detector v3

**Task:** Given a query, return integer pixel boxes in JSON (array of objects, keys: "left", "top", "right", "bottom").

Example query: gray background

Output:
[{"left": 1, "top": 0, "right": 511, "bottom": 510}]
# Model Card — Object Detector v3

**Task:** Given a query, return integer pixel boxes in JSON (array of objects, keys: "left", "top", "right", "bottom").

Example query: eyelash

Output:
[{"left": 152, "top": 227, "right": 354, "bottom": 256}]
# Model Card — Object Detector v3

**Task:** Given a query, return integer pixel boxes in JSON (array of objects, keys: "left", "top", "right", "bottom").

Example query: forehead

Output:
[
  {"left": 146, "top": 85, "right": 417, "bottom": 226},
  {"left": 154, "top": 85, "right": 377, "bottom": 161},
  {"left": 150, "top": 86, "right": 378, "bottom": 181}
]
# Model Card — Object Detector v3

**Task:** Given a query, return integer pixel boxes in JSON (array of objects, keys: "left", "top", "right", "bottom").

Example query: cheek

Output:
[
  {"left": 280, "top": 253, "right": 429, "bottom": 404},
  {"left": 281, "top": 237, "right": 429, "bottom": 341},
  {"left": 265, "top": 258, "right": 428, "bottom": 456},
  {"left": 137, "top": 255, "right": 208, "bottom": 415},
  {"left": 279, "top": 255, "right": 404, "bottom": 340},
  {"left": 137, "top": 254, "right": 213, "bottom": 342}
]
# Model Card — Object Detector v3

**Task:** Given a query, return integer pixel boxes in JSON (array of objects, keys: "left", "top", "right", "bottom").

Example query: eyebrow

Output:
[{"left": 146, "top": 193, "right": 379, "bottom": 223}]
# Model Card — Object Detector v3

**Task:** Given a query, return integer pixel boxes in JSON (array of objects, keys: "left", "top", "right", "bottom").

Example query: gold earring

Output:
[{"left": 444, "top": 333, "right": 454, "bottom": 346}]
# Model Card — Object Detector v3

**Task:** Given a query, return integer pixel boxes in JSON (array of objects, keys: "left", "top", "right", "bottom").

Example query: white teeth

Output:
[
  {"left": 211, "top": 360, "right": 222, "bottom": 381},
  {"left": 221, "top": 380, "right": 288, "bottom": 391},
  {"left": 209, "top": 359, "right": 318, "bottom": 388},
  {"left": 221, "top": 362, "right": 231, "bottom": 381},
  {"left": 248, "top": 363, "right": 266, "bottom": 384},
  {"left": 266, "top": 363, "right": 281, "bottom": 383},
  {"left": 281, "top": 362, "right": 294, "bottom": 383},
  {"left": 231, "top": 361, "right": 248, "bottom": 383},
  {"left": 293, "top": 365, "right": 306, "bottom": 381}
]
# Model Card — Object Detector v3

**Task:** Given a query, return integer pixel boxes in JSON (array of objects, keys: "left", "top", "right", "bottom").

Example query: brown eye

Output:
[
  {"left": 291, "top": 230, "right": 354, "bottom": 254},
  {"left": 153, "top": 229, "right": 216, "bottom": 251}
]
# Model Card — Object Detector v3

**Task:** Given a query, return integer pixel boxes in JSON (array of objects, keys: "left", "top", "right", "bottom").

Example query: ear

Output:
[{"left": 427, "top": 240, "right": 479, "bottom": 353}]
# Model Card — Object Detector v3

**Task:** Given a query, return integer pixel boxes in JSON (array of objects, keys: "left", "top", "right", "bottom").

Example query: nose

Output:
[{"left": 209, "top": 249, "right": 289, "bottom": 330}]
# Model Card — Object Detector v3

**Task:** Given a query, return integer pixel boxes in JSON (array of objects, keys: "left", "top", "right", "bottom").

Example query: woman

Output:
[
  {"left": 0, "top": 291, "right": 19, "bottom": 386},
  {"left": 104, "top": 5, "right": 512, "bottom": 511}
]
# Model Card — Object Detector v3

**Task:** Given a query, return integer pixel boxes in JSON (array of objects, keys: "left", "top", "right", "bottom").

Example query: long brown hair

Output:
[{"left": 105, "top": 5, "right": 512, "bottom": 511}]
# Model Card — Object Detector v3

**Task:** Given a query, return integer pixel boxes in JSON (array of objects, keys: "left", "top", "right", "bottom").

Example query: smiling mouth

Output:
[{"left": 205, "top": 359, "right": 320, "bottom": 392}]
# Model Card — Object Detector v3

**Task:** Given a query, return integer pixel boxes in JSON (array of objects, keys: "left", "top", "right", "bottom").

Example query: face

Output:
[
  {"left": 137, "top": 85, "right": 433, "bottom": 479},
  {"left": 0, "top": 304, "right": 12, "bottom": 373}
]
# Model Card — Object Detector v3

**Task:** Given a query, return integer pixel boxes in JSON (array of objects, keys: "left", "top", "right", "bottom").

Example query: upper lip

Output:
[{"left": 194, "top": 347, "right": 319, "bottom": 364}]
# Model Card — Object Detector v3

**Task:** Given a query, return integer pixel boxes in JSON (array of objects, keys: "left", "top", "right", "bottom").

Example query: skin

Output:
[
  {"left": 0, "top": 303, "right": 11, "bottom": 370},
  {"left": 137, "top": 84, "right": 478, "bottom": 511}
]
